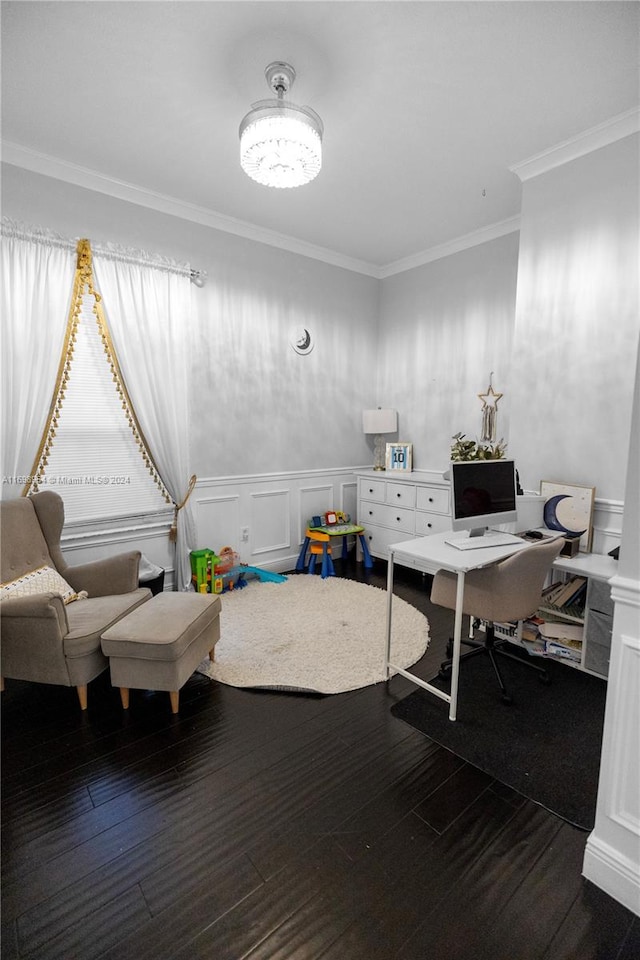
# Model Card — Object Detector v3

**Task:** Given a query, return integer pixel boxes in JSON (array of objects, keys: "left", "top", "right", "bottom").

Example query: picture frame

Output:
[
  {"left": 539, "top": 480, "right": 596, "bottom": 552},
  {"left": 386, "top": 442, "right": 413, "bottom": 472}
]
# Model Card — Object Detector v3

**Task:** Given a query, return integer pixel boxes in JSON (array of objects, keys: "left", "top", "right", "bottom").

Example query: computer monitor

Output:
[{"left": 450, "top": 459, "right": 518, "bottom": 538}]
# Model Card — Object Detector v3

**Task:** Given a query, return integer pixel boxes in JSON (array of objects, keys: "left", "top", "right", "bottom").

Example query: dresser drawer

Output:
[
  {"left": 362, "top": 523, "right": 417, "bottom": 560},
  {"left": 361, "top": 502, "right": 415, "bottom": 534},
  {"left": 415, "top": 511, "right": 451, "bottom": 536},
  {"left": 416, "top": 486, "right": 449, "bottom": 514},
  {"left": 385, "top": 482, "right": 416, "bottom": 508},
  {"left": 358, "top": 477, "right": 386, "bottom": 503}
]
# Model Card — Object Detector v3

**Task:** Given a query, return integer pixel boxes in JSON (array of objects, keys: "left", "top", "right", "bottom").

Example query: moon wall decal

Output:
[
  {"left": 289, "top": 326, "right": 313, "bottom": 355},
  {"left": 543, "top": 494, "right": 587, "bottom": 538}
]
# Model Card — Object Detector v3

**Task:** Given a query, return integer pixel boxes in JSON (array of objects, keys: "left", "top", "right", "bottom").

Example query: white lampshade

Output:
[
  {"left": 239, "top": 62, "right": 323, "bottom": 189},
  {"left": 362, "top": 408, "right": 398, "bottom": 435},
  {"left": 240, "top": 106, "right": 322, "bottom": 188}
]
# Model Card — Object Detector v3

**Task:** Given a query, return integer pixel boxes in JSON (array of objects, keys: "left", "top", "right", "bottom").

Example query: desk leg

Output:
[
  {"left": 448, "top": 571, "right": 466, "bottom": 722},
  {"left": 385, "top": 550, "right": 395, "bottom": 678}
]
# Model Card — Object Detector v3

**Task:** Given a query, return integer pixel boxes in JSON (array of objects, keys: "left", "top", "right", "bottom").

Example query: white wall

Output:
[
  {"left": 509, "top": 134, "right": 640, "bottom": 500},
  {"left": 1, "top": 164, "right": 380, "bottom": 478},
  {"left": 377, "top": 232, "right": 520, "bottom": 472}
]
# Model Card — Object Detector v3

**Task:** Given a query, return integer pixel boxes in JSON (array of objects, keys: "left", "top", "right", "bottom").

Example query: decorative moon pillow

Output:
[{"left": 0, "top": 565, "right": 79, "bottom": 604}]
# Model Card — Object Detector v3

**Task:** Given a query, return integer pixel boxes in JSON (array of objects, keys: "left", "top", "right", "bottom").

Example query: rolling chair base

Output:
[{"left": 439, "top": 625, "right": 550, "bottom": 704}]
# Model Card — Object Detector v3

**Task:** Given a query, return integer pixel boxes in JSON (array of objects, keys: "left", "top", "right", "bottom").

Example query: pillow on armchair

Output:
[{"left": 1, "top": 565, "right": 81, "bottom": 604}]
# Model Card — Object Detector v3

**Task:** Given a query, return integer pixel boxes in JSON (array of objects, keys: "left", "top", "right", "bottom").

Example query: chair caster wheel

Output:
[
  {"left": 439, "top": 666, "right": 451, "bottom": 679},
  {"left": 538, "top": 672, "right": 550, "bottom": 685},
  {"left": 446, "top": 638, "right": 454, "bottom": 657},
  {"left": 501, "top": 694, "right": 513, "bottom": 705}
]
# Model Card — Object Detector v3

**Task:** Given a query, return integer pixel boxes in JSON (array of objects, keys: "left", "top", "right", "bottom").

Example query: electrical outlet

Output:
[{"left": 241, "top": 526, "right": 249, "bottom": 542}]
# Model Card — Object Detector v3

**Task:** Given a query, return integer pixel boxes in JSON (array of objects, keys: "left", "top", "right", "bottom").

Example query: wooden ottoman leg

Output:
[
  {"left": 209, "top": 648, "right": 216, "bottom": 662},
  {"left": 120, "top": 688, "right": 130, "bottom": 710},
  {"left": 169, "top": 691, "right": 180, "bottom": 714},
  {"left": 77, "top": 684, "right": 88, "bottom": 710}
]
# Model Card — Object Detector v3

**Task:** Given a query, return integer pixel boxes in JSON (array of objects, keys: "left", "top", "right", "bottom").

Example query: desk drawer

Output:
[
  {"left": 385, "top": 482, "right": 416, "bottom": 508},
  {"left": 416, "top": 486, "right": 449, "bottom": 514},
  {"left": 358, "top": 477, "right": 386, "bottom": 503},
  {"left": 361, "top": 502, "right": 415, "bottom": 534}
]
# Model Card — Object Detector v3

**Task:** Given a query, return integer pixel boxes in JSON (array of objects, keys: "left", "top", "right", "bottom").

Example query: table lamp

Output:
[{"left": 362, "top": 408, "right": 398, "bottom": 470}]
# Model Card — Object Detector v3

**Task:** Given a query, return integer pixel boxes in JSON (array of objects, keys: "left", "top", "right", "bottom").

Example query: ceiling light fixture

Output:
[{"left": 239, "top": 62, "right": 323, "bottom": 189}]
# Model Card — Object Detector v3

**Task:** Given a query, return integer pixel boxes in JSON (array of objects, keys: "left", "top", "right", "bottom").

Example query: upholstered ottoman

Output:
[{"left": 101, "top": 592, "right": 221, "bottom": 713}]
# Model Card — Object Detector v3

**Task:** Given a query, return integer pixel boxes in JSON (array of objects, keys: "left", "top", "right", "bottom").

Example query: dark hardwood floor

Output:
[{"left": 2, "top": 560, "right": 638, "bottom": 960}]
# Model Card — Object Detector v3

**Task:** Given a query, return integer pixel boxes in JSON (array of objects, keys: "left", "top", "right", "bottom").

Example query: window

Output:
[{"left": 36, "top": 291, "right": 171, "bottom": 523}]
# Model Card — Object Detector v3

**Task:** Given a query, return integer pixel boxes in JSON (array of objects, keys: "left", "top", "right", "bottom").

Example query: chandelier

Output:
[{"left": 239, "top": 62, "right": 323, "bottom": 189}]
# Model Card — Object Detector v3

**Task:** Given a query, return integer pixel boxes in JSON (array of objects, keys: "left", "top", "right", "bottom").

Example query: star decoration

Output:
[{"left": 478, "top": 383, "right": 503, "bottom": 410}]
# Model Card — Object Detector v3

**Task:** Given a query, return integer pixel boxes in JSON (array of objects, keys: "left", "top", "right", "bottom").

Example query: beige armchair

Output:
[
  {"left": 1, "top": 491, "right": 151, "bottom": 709},
  {"left": 432, "top": 537, "right": 564, "bottom": 703}
]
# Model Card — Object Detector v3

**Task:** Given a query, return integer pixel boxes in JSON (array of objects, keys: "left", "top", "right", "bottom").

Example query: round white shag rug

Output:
[{"left": 196, "top": 575, "right": 429, "bottom": 694}]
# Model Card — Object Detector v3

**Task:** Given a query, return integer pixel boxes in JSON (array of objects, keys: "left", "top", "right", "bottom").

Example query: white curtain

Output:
[
  {"left": 93, "top": 252, "right": 196, "bottom": 591},
  {"left": 0, "top": 220, "right": 75, "bottom": 499}
]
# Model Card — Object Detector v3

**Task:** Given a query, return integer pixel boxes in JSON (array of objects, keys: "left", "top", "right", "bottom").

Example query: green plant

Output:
[{"left": 450, "top": 432, "right": 507, "bottom": 461}]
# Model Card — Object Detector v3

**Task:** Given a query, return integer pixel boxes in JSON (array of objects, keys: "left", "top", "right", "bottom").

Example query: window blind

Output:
[{"left": 40, "top": 293, "right": 171, "bottom": 523}]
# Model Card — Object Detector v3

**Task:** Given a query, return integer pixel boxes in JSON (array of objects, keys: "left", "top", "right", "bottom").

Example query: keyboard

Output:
[{"left": 445, "top": 532, "right": 523, "bottom": 551}]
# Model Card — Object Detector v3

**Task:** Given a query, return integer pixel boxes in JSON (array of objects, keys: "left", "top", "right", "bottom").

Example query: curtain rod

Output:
[{"left": 1, "top": 217, "right": 207, "bottom": 286}]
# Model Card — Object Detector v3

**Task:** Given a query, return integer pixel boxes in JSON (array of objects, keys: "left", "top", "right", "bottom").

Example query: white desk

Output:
[{"left": 385, "top": 531, "right": 531, "bottom": 721}]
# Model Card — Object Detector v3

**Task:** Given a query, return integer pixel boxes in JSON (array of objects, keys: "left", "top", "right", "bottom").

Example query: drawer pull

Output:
[
  {"left": 396, "top": 516, "right": 401, "bottom": 522},
  {"left": 427, "top": 522, "right": 432, "bottom": 528},
  {"left": 428, "top": 497, "right": 434, "bottom": 503},
  {"left": 396, "top": 492, "right": 401, "bottom": 498},
  {"left": 368, "top": 488, "right": 374, "bottom": 493}
]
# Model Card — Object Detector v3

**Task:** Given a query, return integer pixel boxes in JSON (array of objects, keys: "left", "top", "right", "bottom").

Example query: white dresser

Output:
[
  {"left": 356, "top": 470, "right": 451, "bottom": 561},
  {"left": 355, "top": 469, "right": 545, "bottom": 564}
]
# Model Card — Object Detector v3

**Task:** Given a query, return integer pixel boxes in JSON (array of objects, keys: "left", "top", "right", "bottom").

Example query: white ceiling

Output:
[{"left": 2, "top": 1, "right": 638, "bottom": 274}]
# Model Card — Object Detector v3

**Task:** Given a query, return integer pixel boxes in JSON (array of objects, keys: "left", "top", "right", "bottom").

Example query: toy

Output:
[
  {"left": 193, "top": 546, "right": 287, "bottom": 594},
  {"left": 190, "top": 548, "right": 220, "bottom": 593}
]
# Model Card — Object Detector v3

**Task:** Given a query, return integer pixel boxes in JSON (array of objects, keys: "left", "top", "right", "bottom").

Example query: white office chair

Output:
[{"left": 431, "top": 538, "right": 564, "bottom": 703}]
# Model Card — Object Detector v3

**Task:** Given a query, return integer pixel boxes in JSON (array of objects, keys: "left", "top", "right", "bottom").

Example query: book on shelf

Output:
[
  {"left": 539, "top": 621, "right": 583, "bottom": 644},
  {"left": 542, "top": 576, "right": 587, "bottom": 610},
  {"left": 519, "top": 615, "right": 583, "bottom": 662},
  {"left": 545, "top": 640, "right": 582, "bottom": 663}
]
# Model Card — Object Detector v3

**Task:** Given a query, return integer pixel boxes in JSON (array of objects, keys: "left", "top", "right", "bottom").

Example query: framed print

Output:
[
  {"left": 540, "top": 480, "right": 596, "bottom": 552},
  {"left": 386, "top": 442, "right": 413, "bottom": 472}
]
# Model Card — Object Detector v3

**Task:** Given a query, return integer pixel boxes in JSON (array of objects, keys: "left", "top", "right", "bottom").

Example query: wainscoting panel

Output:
[
  {"left": 60, "top": 511, "right": 176, "bottom": 589},
  {"left": 195, "top": 494, "right": 241, "bottom": 553},
  {"left": 341, "top": 480, "right": 358, "bottom": 524},
  {"left": 298, "top": 483, "right": 334, "bottom": 541},
  {"left": 250, "top": 489, "right": 291, "bottom": 555},
  {"left": 592, "top": 499, "right": 624, "bottom": 556},
  {"left": 194, "top": 467, "right": 364, "bottom": 572}
]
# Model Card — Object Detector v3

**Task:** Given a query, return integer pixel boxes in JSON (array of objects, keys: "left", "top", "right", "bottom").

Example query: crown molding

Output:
[
  {"left": 1, "top": 141, "right": 381, "bottom": 278},
  {"left": 510, "top": 107, "right": 640, "bottom": 183},
  {"left": 2, "top": 140, "right": 524, "bottom": 280},
  {"left": 378, "top": 216, "right": 521, "bottom": 278}
]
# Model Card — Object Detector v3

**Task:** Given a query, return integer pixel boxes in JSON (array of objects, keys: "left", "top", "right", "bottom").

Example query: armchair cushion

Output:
[
  {"left": 1, "top": 565, "right": 79, "bottom": 605},
  {"left": 64, "top": 588, "right": 151, "bottom": 659}
]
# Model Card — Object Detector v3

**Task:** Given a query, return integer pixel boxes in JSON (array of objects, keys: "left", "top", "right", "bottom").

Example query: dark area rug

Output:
[{"left": 391, "top": 648, "right": 607, "bottom": 830}]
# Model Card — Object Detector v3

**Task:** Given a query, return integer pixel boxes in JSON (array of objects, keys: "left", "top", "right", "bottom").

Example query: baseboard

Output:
[{"left": 583, "top": 834, "right": 640, "bottom": 916}]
